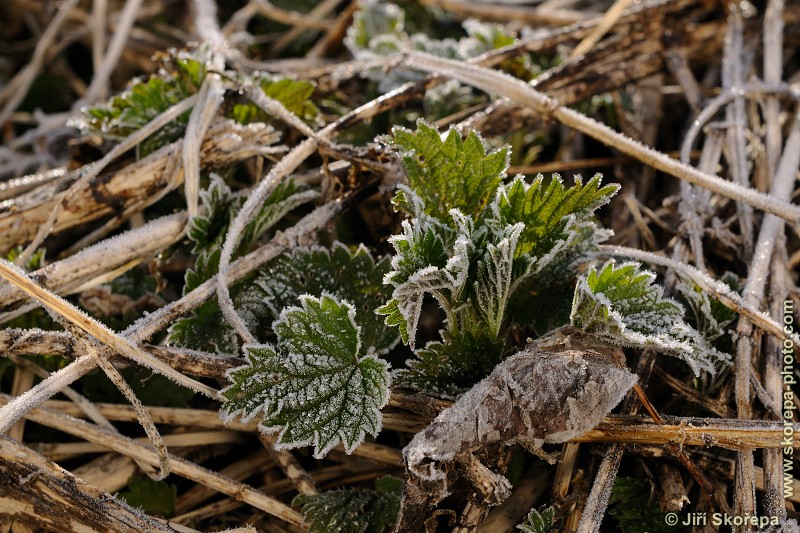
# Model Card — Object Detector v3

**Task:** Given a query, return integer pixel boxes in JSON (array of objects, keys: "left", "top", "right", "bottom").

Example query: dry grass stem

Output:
[
  {"left": 402, "top": 52, "right": 800, "bottom": 223},
  {"left": 2, "top": 1, "right": 799, "bottom": 529},
  {"left": 0, "top": 393, "right": 305, "bottom": 526}
]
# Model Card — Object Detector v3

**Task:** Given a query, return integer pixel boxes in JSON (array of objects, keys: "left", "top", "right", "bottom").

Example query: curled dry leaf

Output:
[{"left": 396, "top": 338, "right": 638, "bottom": 532}]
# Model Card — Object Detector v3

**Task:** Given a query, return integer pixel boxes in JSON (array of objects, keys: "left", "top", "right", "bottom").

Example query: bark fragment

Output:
[{"left": 0, "top": 436, "right": 178, "bottom": 532}]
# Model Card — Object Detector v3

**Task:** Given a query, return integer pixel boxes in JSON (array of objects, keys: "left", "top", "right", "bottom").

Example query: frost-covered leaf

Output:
[
  {"left": 570, "top": 261, "right": 729, "bottom": 375},
  {"left": 293, "top": 476, "right": 402, "bottom": 533},
  {"left": 675, "top": 273, "right": 738, "bottom": 344},
  {"left": 345, "top": 0, "right": 461, "bottom": 91},
  {"left": 232, "top": 78, "right": 319, "bottom": 125},
  {"left": 82, "top": 51, "right": 206, "bottom": 156},
  {"left": 188, "top": 177, "right": 318, "bottom": 262},
  {"left": 386, "top": 121, "right": 509, "bottom": 221},
  {"left": 187, "top": 176, "right": 237, "bottom": 253},
  {"left": 377, "top": 216, "right": 452, "bottom": 347},
  {"left": 255, "top": 243, "right": 396, "bottom": 354},
  {"left": 169, "top": 178, "right": 317, "bottom": 353},
  {"left": 220, "top": 295, "right": 391, "bottom": 458},
  {"left": 377, "top": 209, "right": 476, "bottom": 350},
  {"left": 166, "top": 283, "right": 271, "bottom": 355},
  {"left": 396, "top": 340, "right": 637, "bottom": 531},
  {"left": 166, "top": 248, "right": 238, "bottom": 353},
  {"left": 118, "top": 475, "right": 177, "bottom": 518},
  {"left": 474, "top": 222, "right": 531, "bottom": 338},
  {"left": 517, "top": 506, "right": 555, "bottom": 533},
  {"left": 608, "top": 478, "right": 671, "bottom": 533},
  {"left": 166, "top": 298, "right": 237, "bottom": 354},
  {"left": 345, "top": 0, "right": 405, "bottom": 52},
  {"left": 237, "top": 180, "right": 320, "bottom": 254},
  {"left": 346, "top": 1, "right": 536, "bottom": 91},
  {"left": 487, "top": 173, "right": 618, "bottom": 268},
  {"left": 374, "top": 299, "right": 409, "bottom": 349},
  {"left": 393, "top": 330, "right": 506, "bottom": 399}
]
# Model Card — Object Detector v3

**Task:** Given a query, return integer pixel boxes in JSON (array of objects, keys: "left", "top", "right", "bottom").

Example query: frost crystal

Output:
[{"left": 220, "top": 294, "right": 391, "bottom": 458}]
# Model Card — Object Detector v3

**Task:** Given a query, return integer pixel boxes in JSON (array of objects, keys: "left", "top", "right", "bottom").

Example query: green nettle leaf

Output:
[
  {"left": 379, "top": 126, "right": 621, "bottom": 396},
  {"left": 378, "top": 216, "right": 454, "bottom": 348},
  {"left": 675, "top": 274, "right": 738, "bottom": 344},
  {"left": 188, "top": 176, "right": 319, "bottom": 261},
  {"left": 82, "top": 53, "right": 207, "bottom": 156},
  {"left": 262, "top": 78, "right": 319, "bottom": 120},
  {"left": 220, "top": 295, "right": 391, "bottom": 458},
  {"left": 166, "top": 298, "right": 237, "bottom": 354},
  {"left": 168, "top": 178, "right": 317, "bottom": 354},
  {"left": 486, "top": 173, "right": 619, "bottom": 264},
  {"left": 255, "top": 243, "right": 397, "bottom": 354},
  {"left": 517, "top": 506, "right": 555, "bottom": 533},
  {"left": 118, "top": 476, "right": 177, "bottom": 518},
  {"left": 387, "top": 121, "right": 509, "bottom": 221},
  {"left": 293, "top": 476, "right": 403, "bottom": 533},
  {"left": 186, "top": 176, "right": 237, "bottom": 253},
  {"left": 570, "top": 261, "right": 730, "bottom": 375},
  {"left": 232, "top": 78, "right": 320, "bottom": 125},
  {"left": 394, "top": 329, "right": 506, "bottom": 399},
  {"left": 237, "top": 181, "right": 320, "bottom": 255}
]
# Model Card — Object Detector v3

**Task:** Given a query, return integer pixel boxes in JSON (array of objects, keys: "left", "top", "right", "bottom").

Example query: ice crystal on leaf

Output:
[
  {"left": 377, "top": 214, "right": 452, "bottom": 347},
  {"left": 675, "top": 273, "right": 738, "bottom": 344},
  {"left": 186, "top": 176, "right": 237, "bottom": 254},
  {"left": 570, "top": 261, "right": 729, "bottom": 376},
  {"left": 255, "top": 243, "right": 397, "bottom": 354},
  {"left": 474, "top": 222, "right": 530, "bottom": 338},
  {"left": 220, "top": 295, "right": 391, "bottom": 458},
  {"left": 293, "top": 476, "right": 402, "bottom": 533}
]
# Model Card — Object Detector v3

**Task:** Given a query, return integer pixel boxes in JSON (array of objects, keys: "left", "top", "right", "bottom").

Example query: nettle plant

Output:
[{"left": 216, "top": 120, "right": 728, "bottom": 473}]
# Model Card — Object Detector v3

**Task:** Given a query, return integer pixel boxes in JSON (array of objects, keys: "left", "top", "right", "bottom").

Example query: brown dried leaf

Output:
[{"left": 396, "top": 339, "right": 637, "bottom": 531}]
